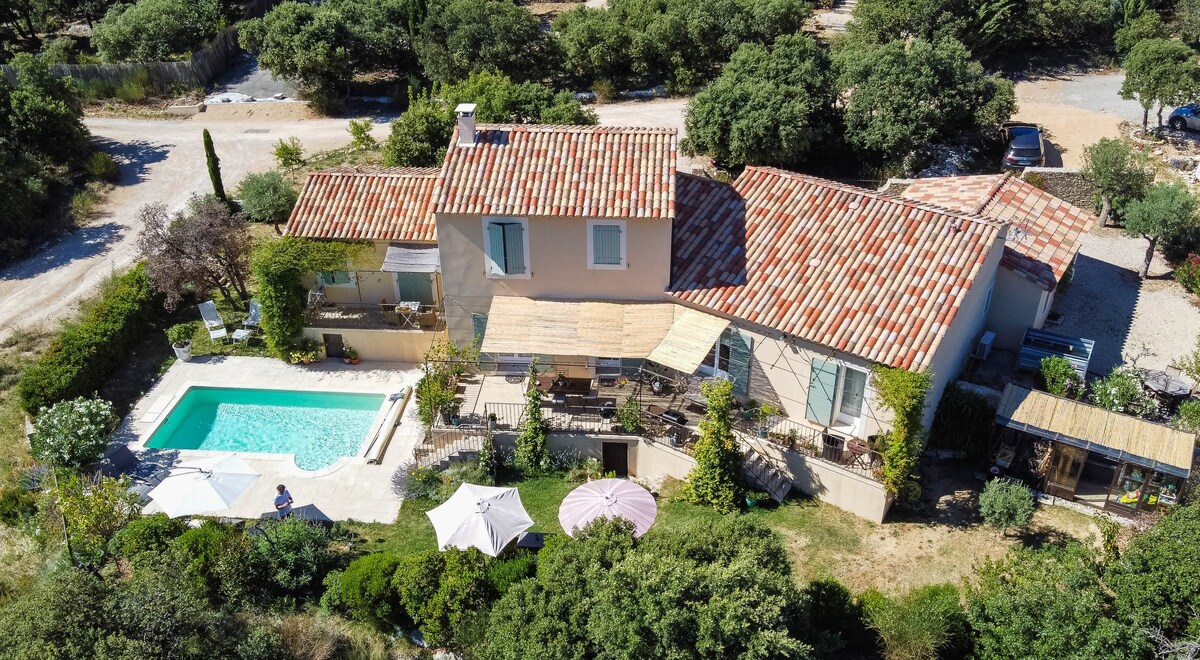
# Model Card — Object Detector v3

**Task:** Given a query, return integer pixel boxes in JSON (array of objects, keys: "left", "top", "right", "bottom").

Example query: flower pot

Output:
[
  {"left": 343, "top": 357, "right": 351, "bottom": 364},
  {"left": 302, "top": 357, "right": 313, "bottom": 365},
  {"left": 172, "top": 342, "right": 192, "bottom": 362},
  {"left": 350, "top": 358, "right": 361, "bottom": 365}
]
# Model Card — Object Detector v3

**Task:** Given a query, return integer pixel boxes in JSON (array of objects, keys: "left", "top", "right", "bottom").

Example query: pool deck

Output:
[{"left": 107, "top": 356, "right": 424, "bottom": 523}]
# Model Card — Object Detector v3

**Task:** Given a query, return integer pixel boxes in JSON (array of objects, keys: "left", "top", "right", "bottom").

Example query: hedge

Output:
[{"left": 17, "top": 265, "right": 161, "bottom": 414}]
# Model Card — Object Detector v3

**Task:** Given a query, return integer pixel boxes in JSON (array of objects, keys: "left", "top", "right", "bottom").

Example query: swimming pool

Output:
[{"left": 145, "top": 387, "right": 387, "bottom": 470}]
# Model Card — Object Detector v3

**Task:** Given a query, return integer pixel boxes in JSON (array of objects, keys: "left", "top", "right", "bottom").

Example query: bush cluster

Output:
[
  {"left": 1176, "top": 253, "right": 1200, "bottom": 294},
  {"left": 92, "top": 0, "right": 220, "bottom": 63},
  {"left": 17, "top": 265, "right": 161, "bottom": 414},
  {"left": 29, "top": 397, "right": 118, "bottom": 469}
]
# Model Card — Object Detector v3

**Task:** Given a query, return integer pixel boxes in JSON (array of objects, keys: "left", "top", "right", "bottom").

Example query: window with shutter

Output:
[
  {"left": 502, "top": 223, "right": 526, "bottom": 274},
  {"left": 805, "top": 358, "right": 838, "bottom": 426},
  {"left": 318, "top": 271, "right": 353, "bottom": 286},
  {"left": 839, "top": 368, "right": 866, "bottom": 418},
  {"left": 587, "top": 220, "right": 626, "bottom": 269},
  {"left": 486, "top": 223, "right": 506, "bottom": 275}
]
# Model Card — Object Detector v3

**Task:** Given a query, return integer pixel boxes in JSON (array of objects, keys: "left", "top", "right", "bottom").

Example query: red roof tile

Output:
[
  {"left": 901, "top": 175, "right": 1094, "bottom": 291},
  {"left": 285, "top": 167, "right": 439, "bottom": 242},
  {"left": 435, "top": 124, "right": 677, "bottom": 219},
  {"left": 669, "top": 168, "right": 1004, "bottom": 370}
]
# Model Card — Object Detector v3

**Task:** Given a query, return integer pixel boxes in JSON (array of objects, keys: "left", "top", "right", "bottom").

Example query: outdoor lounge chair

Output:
[
  {"left": 243, "top": 300, "right": 262, "bottom": 329},
  {"left": 198, "top": 300, "right": 228, "bottom": 341}
]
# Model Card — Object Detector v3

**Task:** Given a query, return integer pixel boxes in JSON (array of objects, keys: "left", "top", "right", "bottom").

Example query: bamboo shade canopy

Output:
[
  {"left": 996, "top": 385, "right": 1196, "bottom": 476},
  {"left": 646, "top": 307, "right": 730, "bottom": 373}
]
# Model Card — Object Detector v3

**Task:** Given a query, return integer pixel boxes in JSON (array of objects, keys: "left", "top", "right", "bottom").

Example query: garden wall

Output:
[
  {"left": 301, "top": 327, "right": 444, "bottom": 363},
  {"left": 1022, "top": 167, "right": 1096, "bottom": 210}
]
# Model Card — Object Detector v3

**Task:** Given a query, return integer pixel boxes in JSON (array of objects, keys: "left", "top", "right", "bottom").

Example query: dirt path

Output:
[
  {"left": 1012, "top": 71, "right": 1140, "bottom": 168},
  {"left": 0, "top": 109, "right": 389, "bottom": 339}
]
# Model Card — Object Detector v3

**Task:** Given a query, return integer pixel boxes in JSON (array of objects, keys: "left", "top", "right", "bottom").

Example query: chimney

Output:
[{"left": 455, "top": 103, "right": 477, "bottom": 147}]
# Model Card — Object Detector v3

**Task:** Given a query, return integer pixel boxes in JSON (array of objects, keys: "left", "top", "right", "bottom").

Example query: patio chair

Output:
[
  {"left": 198, "top": 300, "right": 228, "bottom": 342},
  {"left": 243, "top": 300, "right": 262, "bottom": 329}
]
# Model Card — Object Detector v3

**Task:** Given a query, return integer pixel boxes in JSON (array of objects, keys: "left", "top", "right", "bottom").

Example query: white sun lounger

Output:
[
  {"left": 198, "top": 300, "right": 228, "bottom": 341},
  {"left": 244, "top": 300, "right": 262, "bottom": 329}
]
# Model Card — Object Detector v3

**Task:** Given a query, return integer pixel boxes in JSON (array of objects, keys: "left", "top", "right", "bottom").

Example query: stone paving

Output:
[{"left": 108, "top": 356, "right": 424, "bottom": 523}]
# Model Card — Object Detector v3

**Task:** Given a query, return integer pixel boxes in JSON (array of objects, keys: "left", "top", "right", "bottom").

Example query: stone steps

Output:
[{"left": 743, "top": 448, "right": 792, "bottom": 502}]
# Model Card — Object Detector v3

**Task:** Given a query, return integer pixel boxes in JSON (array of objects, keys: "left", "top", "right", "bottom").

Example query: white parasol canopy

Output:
[
  {"left": 426, "top": 483, "right": 534, "bottom": 557},
  {"left": 559, "top": 478, "right": 657, "bottom": 538},
  {"left": 147, "top": 455, "right": 260, "bottom": 518}
]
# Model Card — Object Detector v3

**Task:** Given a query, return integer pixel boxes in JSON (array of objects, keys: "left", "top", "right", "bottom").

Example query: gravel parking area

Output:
[{"left": 1051, "top": 226, "right": 1200, "bottom": 375}]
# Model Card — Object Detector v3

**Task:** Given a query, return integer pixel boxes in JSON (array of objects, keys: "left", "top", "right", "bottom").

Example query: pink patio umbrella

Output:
[{"left": 558, "top": 478, "right": 657, "bottom": 538}]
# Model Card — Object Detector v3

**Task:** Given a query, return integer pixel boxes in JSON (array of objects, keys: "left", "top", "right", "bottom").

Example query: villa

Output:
[{"left": 282, "top": 106, "right": 1096, "bottom": 522}]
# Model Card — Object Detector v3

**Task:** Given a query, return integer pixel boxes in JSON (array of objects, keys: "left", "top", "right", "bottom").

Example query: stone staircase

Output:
[
  {"left": 742, "top": 447, "right": 793, "bottom": 502},
  {"left": 815, "top": 0, "right": 856, "bottom": 33},
  {"left": 414, "top": 430, "right": 485, "bottom": 470}
]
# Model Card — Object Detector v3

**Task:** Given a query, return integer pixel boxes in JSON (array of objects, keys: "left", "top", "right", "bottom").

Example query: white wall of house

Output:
[
  {"left": 986, "top": 266, "right": 1051, "bottom": 351},
  {"left": 436, "top": 212, "right": 673, "bottom": 346},
  {"left": 924, "top": 234, "right": 1006, "bottom": 430}
]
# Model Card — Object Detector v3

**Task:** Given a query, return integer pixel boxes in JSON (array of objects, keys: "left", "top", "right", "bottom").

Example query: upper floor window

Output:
[
  {"left": 587, "top": 220, "right": 626, "bottom": 269},
  {"left": 483, "top": 217, "right": 529, "bottom": 278},
  {"left": 806, "top": 358, "right": 868, "bottom": 428}
]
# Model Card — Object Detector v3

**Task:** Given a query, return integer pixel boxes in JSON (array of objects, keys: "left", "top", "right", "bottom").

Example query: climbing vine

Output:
[
  {"left": 514, "top": 359, "right": 549, "bottom": 474},
  {"left": 250, "top": 237, "right": 366, "bottom": 356},
  {"left": 870, "top": 365, "right": 933, "bottom": 500},
  {"left": 682, "top": 379, "right": 744, "bottom": 513}
]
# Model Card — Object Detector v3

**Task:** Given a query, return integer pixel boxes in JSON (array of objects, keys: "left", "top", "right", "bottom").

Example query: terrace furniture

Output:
[
  {"left": 647, "top": 404, "right": 687, "bottom": 426},
  {"left": 231, "top": 328, "right": 252, "bottom": 344},
  {"left": 198, "top": 300, "right": 228, "bottom": 342},
  {"left": 243, "top": 300, "right": 262, "bottom": 329},
  {"left": 396, "top": 301, "right": 420, "bottom": 328}
]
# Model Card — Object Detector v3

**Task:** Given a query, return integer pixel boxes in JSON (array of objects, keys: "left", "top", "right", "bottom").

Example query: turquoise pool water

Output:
[{"left": 146, "top": 387, "right": 386, "bottom": 470}]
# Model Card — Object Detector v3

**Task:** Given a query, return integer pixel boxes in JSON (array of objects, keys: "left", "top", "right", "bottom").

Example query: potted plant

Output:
[
  {"left": 616, "top": 376, "right": 628, "bottom": 389},
  {"left": 740, "top": 399, "right": 761, "bottom": 421},
  {"left": 757, "top": 404, "right": 782, "bottom": 437},
  {"left": 166, "top": 323, "right": 196, "bottom": 362},
  {"left": 487, "top": 412, "right": 498, "bottom": 431},
  {"left": 344, "top": 345, "right": 360, "bottom": 365}
]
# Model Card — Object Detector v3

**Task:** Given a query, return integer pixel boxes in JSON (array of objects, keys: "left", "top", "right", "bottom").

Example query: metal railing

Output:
[
  {"left": 414, "top": 428, "right": 485, "bottom": 468},
  {"left": 305, "top": 302, "right": 445, "bottom": 331}
]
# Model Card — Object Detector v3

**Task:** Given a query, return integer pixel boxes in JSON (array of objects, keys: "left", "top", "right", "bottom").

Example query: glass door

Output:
[{"left": 1045, "top": 444, "right": 1086, "bottom": 499}]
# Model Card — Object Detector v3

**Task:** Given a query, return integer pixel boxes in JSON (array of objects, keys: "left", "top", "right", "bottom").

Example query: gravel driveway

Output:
[
  {"left": 1051, "top": 227, "right": 1200, "bottom": 375},
  {"left": 0, "top": 113, "right": 389, "bottom": 339}
]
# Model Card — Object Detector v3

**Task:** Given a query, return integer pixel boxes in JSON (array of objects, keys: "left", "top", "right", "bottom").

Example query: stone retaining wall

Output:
[{"left": 1022, "top": 167, "right": 1096, "bottom": 210}]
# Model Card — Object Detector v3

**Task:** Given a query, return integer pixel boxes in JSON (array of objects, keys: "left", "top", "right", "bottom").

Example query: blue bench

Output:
[{"left": 1016, "top": 328, "right": 1094, "bottom": 377}]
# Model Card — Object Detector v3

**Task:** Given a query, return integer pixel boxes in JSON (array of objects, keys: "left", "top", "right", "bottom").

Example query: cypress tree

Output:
[{"left": 203, "top": 129, "right": 226, "bottom": 201}]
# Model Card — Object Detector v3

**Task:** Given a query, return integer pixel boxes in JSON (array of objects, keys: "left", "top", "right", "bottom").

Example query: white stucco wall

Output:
[
  {"left": 301, "top": 327, "right": 443, "bottom": 362},
  {"left": 986, "top": 266, "right": 1048, "bottom": 351}
]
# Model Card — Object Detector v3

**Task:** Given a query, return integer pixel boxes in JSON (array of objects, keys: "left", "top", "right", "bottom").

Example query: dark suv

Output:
[{"left": 1001, "top": 122, "right": 1045, "bottom": 169}]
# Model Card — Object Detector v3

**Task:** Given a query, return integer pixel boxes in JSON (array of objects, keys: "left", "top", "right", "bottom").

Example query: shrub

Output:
[
  {"left": 17, "top": 265, "right": 161, "bottom": 413},
  {"left": 863, "top": 584, "right": 970, "bottom": 660},
  {"left": 979, "top": 478, "right": 1035, "bottom": 536},
  {"left": 251, "top": 517, "right": 333, "bottom": 597},
  {"left": 30, "top": 397, "right": 118, "bottom": 469},
  {"left": 53, "top": 473, "right": 141, "bottom": 564},
  {"left": 1090, "top": 366, "right": 1155, "bottom": 417},
  {"left": 487, "top": 551, "right": 536, "bottom": 596},
  {"left": 1108, "top": 503, "right": 1200, "bottom": 639},
  {"left": 236, "top": 625, "right": 286, "bottom": 660},
  {"left": 1176, "top": 253, "right": 1200, "bottom": 295},
  {"left": 927, "top": 384, "right": 996, "bottom": 457},
  {"left": 348, "top": 119, "right": 377, "bottom": 151},
  {"left": 415, "top": 372, "right": 456, "bottom": 428},
  {"left": 86, "top": 152, "right": 120, "bottom": 182},
  {"left": 250, "top": 238, "right": 363, "bottom": 355},
  {"left": 0, "top": 487, "right": 38, "bottom": 526},
  {"left": 616, "top": 394, "right": 642, "bottom": 434},
  {"left": 439, "top": 461, "right": 492, "bottom": 500},
  {"left": 1176, "top": 399, "right": 1200, "bottom": 431},
  {"left": 109, "top": 513, "right": 187, "bottom": 558},
  {"left": 335, "top": 552, "right": 403, "bottom": 624},
  {"left": 92, "top": 0, "right": 220, "bottom": 63},
  {"left": 871, "top": 366, "right": 933, "bottom": 499},
  {"left": 166, "top": 322, "right": 196, "bottom": 346},
  {"left": 1040, "top": 355, "right": 1085, "bottom": 399},
  {"left": 682, "top": 379, "right": 744, "bottom": 512},
  {"left": 402, "top": 463, "right": 442, "bottom": 500},
  {"left": 514, "top": 361, "right": 549, "bottom": 474},
  {"left": 236, "top": 170, "right": 298, "bottom": 229}
]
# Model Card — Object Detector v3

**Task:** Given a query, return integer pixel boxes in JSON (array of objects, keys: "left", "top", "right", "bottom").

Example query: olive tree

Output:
[
  {"left": 978, "top": 478, "right": 1035, "bottom": 536},
  {"left": 1079, "top": 138, "right": 1153, "bottom": 226},
  {"left": 236, "top": 170, "right": 298, "bottom": 234},
  {"left": 1122, "top": 181, "right": 1199, "bottom": 278},
  {"left": 1121, "top": 38, "right": 1199, "bottom": 133}
]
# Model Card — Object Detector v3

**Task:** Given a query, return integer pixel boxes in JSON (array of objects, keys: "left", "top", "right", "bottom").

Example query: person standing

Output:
[{"left": 274, "top": 484, "right": 294, "bottom": 518}]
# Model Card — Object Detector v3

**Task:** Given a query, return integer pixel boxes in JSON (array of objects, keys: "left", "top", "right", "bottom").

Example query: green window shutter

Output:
[
  {"left": 593, "top": 224, "right": 622, "bottom": 265},
  {"left": 473, "top": 313, "right": 496, "bottom": 371},
  {"left": 503, "top": 223, "right": 526, "bottom": 274},
  {"left": 805, "top": 358, "right": 838, "bottom": 426},
  {"left": 487, "top": 223, "right": 506, "bottom": 275},
  {"left": 317, "top": 272, "right": 331, "bottom": 286},
  {"left": 724, "top": 328, "right": 753, "bottom": 395},
  {"left": 395, "top": 273, "right": 434, "bottom": 305}
]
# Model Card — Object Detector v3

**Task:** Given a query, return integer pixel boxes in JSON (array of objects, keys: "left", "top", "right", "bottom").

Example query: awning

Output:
[
  {"left": 382, "top": 242, "right": 440, "bottom": 273},
  {"left": 646, "top": 307, "right": 729, "bottom": 373},
  {"left": 996, "top": 384, "right": 1196, "bottom": 477},
  {"left": 480, "top": 297, "right": 676, "bottom": 358}
]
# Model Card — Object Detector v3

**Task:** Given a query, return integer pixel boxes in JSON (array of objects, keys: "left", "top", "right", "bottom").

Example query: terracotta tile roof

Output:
[
  {"left": 435, "top": 124, "right": 677, "bottom": 219},
  {"left": 669, "top": 168, "right": 1004, "bottom": 370},
  {"left": 285, "top": 167, "right": 439, "bottom": 242},
  {"left": 901, "top": 175, "right": 1093, "bottom": 291}
]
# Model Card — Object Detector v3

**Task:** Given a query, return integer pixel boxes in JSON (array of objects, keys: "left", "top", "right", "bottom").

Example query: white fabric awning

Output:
[
  {"left": 479, "top": 297, "right": 729, "bottom": 373},
  {"left": 382, "top": 242, "right": 440, "bottom": 273},
  {"left": 646, "top": 307, "right": 729, "bottom": 373}
]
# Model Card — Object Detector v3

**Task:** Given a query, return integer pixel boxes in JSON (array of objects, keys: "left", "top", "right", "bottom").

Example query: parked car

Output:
[
  {"left": 1001, "top": 122, "right": 1045, "bottom": 169},
  {"left": 1168, "top": 104, "right": 1200, "bottom": 131}
]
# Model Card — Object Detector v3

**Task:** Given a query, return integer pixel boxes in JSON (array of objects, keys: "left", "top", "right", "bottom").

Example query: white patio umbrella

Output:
[
  {"left": 147, "top": 455, "right": 260, "bottom": 518},
  {"left": 426, "top": 483, "right": 534, "bottom": 557},
  {"left": 559, "top": 478, "right": 657, "bottom": 538}
]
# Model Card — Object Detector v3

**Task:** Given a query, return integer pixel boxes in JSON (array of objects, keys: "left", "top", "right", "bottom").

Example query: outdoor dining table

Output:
[
  {"left": 395, "top": 301, "right": 420, "bottom": 328},
  {"left": 1143, "top": 370, "right": 1192, "bottom": 398}
]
